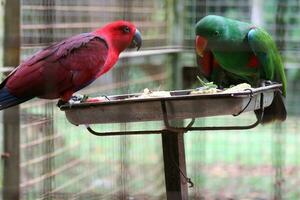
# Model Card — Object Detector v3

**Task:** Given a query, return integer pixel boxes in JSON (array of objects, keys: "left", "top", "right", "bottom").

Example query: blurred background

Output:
[{"left": 0, "top": 0, "right": 300, "bottom": 199}]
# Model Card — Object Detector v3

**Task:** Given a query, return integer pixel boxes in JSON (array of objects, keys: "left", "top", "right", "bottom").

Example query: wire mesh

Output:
[
  {"left": 19, "top": 0, "right": 169, "bottom": 199},
  {"left": 182, "top": 0, "right": 300, "bottom": 199},
  {"left": 21, "top": 0, "right": 168, "bottom": 60}
]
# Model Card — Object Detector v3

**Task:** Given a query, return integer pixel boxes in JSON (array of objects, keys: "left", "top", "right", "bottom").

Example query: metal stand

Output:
[
  {"left": 162, "top": 132, "right": 189, "bottom": 200},
  {"left": 84, "top": 93, "right": 265, "bottom": 200},
  {"left": 60, "top": 82, "right": 281, "bottom": 200}
]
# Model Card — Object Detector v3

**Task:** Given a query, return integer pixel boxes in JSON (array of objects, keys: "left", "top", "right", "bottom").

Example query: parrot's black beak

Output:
[{"left": 129, "top": 29, "right": 142, "bottom": 50}]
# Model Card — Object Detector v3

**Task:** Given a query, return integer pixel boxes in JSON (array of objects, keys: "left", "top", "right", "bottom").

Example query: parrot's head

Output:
[
  {"left": 95, "top": 20, "right": 142, "bottom": 53},
  {"left": 195, "top": 15, "right": 227, "bottom": 57}
]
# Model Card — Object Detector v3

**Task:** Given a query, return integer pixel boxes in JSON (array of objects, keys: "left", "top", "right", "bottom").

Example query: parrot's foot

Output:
[
  {"left": 69, "top": 94, "right": 89, "bottom": 104},
  {"left": 68, "top": 94, "right": 89, "bottom": 104},
  {"left": 57, "top": 94, "right": 89, "bottom": 108},
  {"left": 259, "top": 80, "right": 276, "bottom": 87},
  {"left": 56, "top": 99, "right": 68, "bottom": 108}
]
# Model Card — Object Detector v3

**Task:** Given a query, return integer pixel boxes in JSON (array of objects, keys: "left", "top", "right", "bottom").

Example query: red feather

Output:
[
  {"left": 247, "top": 54, "right": 260, "bottom": 68},
  {"left": 198, "top": 50, "right": 220, "bottom": 77},
  {"left": 93, "top": 20, "right": 138, "bottom": 76},
  {"left": 5, "top": 34, "right": 108, "bottom": 100}
]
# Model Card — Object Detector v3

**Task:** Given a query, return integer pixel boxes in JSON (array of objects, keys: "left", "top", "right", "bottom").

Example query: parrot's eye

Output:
[
  {"left": 214, "top": 31, "right": 220, "bottom": 37},
  {"left": 123, "top": 26, "right": 130, "bottom": 33}
]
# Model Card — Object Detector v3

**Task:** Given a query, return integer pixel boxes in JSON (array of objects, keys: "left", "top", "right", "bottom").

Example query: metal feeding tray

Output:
[{"left": 60, "top": 84, "right": 282, "bottom": 136}]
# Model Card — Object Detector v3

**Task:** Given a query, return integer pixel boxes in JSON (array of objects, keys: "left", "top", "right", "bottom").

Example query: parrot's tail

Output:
[
  {"left": 255, "top": 91, "right": 287, "bottom": 124},
  {"left": 0, "top": 88, "right": 32, "bottom": 110}
]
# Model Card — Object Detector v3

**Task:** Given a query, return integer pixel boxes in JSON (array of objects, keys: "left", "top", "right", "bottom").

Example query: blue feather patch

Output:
[{"left": 0, "top": 88, "right": 31, "bottom": 110}]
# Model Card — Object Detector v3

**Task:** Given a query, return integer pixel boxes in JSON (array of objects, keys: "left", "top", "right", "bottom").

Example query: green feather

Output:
[{"left": 248, "top": 28, "right": 286, "bottom": 96}]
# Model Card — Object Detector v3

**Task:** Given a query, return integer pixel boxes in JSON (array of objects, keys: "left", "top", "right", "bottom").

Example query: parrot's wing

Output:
[
  {"left": 27, "top": 33, "right": 107, "bottom": 65},
  {"left": 2, "top": 33, "right": 108, "bottom": 98},
  {"left": 1, "top": 33, "right": 107, "bottom": 86},
  {"left": 247, "top": 27, "right": 286, "bottom": 96},
  {"left": 247, "top": 28, "right": 278, "bottom": 80}
]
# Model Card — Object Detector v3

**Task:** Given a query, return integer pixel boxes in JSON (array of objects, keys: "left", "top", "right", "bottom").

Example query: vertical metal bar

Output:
[
  {"left": 2, "top": 0, "right": 21, "bottom": 199},
  {"left": 162, "top": 132, "right": 188, "bottom": 200},
  {"left": 42, "top": 1, "right": 55, "bottom": 198},
  {"left": 43, "top": 103, "right": 54, "bottom": 199},
  {"left": 273, "top": 2, "right": 287, "bottom": 199},
  {"left": 272, "top": 124, "right": 285, "bottom": 200},
  {"left": 116, "top": 56, "right": 131, "bottom": 198},
  {"left": 163, "top": 1, "right": 188, "bottom": 199},
  {"left": 251, "top": 0, "right": 264, "bottom": 26}
]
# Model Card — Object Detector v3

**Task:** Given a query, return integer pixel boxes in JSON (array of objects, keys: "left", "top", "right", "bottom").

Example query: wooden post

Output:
[
  {"left": 2, "top": 0, "right": 21, "bottom": 199},
  {"left": 162, "top": 132, "right": 188, "bottom": 200}
]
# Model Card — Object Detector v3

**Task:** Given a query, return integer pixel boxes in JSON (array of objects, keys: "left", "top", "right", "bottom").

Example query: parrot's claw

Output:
[
  {"left": 68, "top": 94, "right": 89, "bottom": 104},
  {"left": 57, "top": 100, "right": 67, "bottom": 108},
  {"left": 259, "top": 80, "right": 275, "bottom": 87},
  {"left": 57, "top": 94, "right": 89, "bottom": 108}
]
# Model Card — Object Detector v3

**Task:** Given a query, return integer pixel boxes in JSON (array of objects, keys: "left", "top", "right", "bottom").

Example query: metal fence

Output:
[
  {"left": 19, "top": 0, "right": 169, "bottom": 199},
  {"left": 182, "top": 0, "right": 300, "bottom": 199}
]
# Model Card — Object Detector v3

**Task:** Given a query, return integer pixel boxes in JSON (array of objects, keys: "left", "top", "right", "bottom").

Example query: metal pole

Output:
[
  {"left": 273, "top": 1, "right": 288, "bottom": 199},
  {"left": 42, "top": 1, "right": 55, "bottom": 198},
  {"left": 163, "top": 1, "right": 188, "bottom": 199},
  {"left": 162, "top": 132, "right": 188, "bottom": 200},
  {"left": 2, "top": 0, "right": 21, "bottom": 199}
]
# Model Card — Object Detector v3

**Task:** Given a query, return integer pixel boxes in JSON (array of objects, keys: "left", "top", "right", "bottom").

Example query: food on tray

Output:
[
  {"left": 191, "top": 76, "right": 252, "bottom": 94},
  {"left": 68, "top": 94, "right": 109, "bottom": 104},
  {"left": 191, "top": 87, "right": 220, "bottom": 94},
  {"left": 191, "top": 76, "right": 220, "bottom": 94},
  {"left": 68, "top": 78, "right": 253, "bottom": 104},
  {"left": 134, "top": 88, "right": 171, "bottom": 98},
  {"left": 85, "top": 97, "right": 109, "bottom": 103},
  {"left": 221, "top": 83, "right": 252, "bottom": 93}
]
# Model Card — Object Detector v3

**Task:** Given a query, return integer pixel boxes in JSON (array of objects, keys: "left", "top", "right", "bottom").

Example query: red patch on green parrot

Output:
[
  {"left": 198, "top": 51, "right": 220, "bottom": 77},
  {"left": 213, "top": 58, "right": 219, "bottom": 68},
  {"left": 247, "top": 55, "right": 260, "bottom": 68},
  {"left": 196, "top": 36, "right": 208, "bottom": 57}
]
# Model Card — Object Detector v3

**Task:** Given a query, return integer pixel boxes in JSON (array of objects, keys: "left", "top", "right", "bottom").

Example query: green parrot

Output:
[{"left": 195, "top": 15, "right": 287, "bottom": 124}]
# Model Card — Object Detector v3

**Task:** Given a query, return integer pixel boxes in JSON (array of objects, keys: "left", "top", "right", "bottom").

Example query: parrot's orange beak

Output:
[{"left": 195, "top": 35, "right": 207, "bottom": 57}]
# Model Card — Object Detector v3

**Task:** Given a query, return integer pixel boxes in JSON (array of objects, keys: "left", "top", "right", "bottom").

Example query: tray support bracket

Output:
[{"left": 160, "top": 90, "right": 264, "bottom": 132}]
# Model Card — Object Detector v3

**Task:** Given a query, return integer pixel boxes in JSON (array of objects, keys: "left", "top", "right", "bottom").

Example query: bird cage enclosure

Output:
[
  {"left": 18, "top": 0, "right": 172, "bottom": 199},
  {"left": 1, "top": 0, "right": 300, "bottom": 200}
]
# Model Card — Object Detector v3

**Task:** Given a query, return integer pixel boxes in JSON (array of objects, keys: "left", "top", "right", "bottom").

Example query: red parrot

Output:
[{"left": 0, "top": 21, "right": 142, "bottom": 109}]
